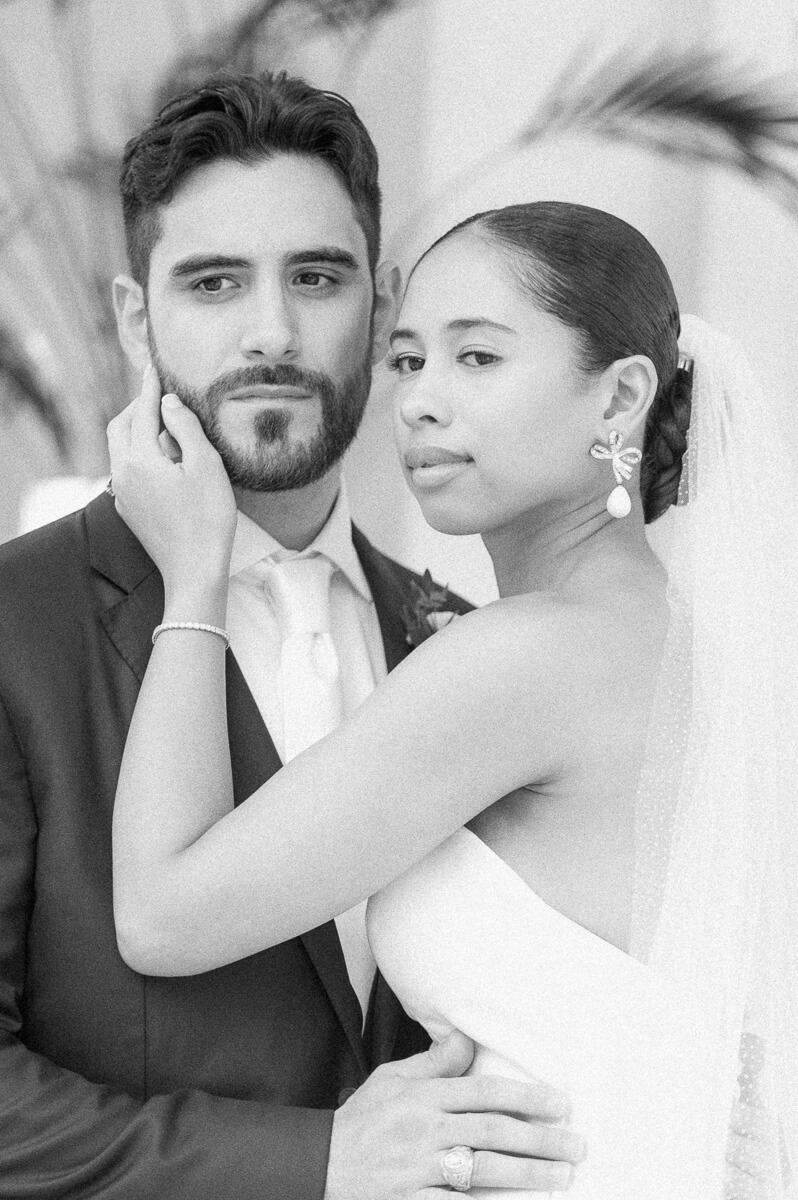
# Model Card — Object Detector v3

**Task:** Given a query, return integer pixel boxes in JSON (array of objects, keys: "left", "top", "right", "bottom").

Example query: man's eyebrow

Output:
[
  {"left": 284, "top": 247, "right": 361, "bottom": 271},
  {"left": 390, "top": 317, "right": 516, "bottom": 344},
  {"left": 169, "top": 255, "right": 252, "bottom": 279}
]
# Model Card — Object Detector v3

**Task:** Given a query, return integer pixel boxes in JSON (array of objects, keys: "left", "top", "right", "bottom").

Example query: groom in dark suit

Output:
[{"left": 0, "top": 73, "right": 582, "bottom": 1198}]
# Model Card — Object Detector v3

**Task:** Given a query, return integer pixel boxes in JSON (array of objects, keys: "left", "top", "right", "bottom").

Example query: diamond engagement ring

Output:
[{"left": 441, "top": 1145, "right": 475, "bottom": 1191}]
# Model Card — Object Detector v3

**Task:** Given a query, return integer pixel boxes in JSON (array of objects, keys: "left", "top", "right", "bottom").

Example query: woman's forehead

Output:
[{"left": 400, "top": 231, "right": 543, "bottom": 333}]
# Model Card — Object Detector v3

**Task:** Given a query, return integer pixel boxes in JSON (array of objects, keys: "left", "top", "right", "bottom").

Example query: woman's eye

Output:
[
  {"left": 460, "top": 350, "right": 499, "bottom": 367},
  {"left": 387, "top": 353, "right": 425, "bottom": 375},
  {"left": 194, "top": 276, "right": 236, "bottom": 295}
]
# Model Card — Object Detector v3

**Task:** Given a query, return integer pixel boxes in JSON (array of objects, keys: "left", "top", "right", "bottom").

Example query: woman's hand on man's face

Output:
[{"left": 106, "top": 364, "right": 237, "bottom": 598}]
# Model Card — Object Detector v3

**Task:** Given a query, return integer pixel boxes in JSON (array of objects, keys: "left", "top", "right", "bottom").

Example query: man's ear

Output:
[
  {"left": 112, "top": 274, "right": 152, "bottom": 372},
  {"left": 370, "top": 260, "right": 403, "bottom": 364},
  {"left": 597, "top": 355, "right": 658, "bottom": 442}
]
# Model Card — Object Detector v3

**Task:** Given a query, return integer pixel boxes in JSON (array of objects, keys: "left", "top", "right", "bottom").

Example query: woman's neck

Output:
[{"left": 484, "top": 495, "right": 658, "bottom": 599}]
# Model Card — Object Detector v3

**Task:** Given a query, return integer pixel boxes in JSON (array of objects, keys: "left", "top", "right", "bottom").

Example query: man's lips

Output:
[
  {"left": 403, "top": 446, "right": 473, "bottom": 470},
  {"left": 225, "top": 385, "right": 314, "bottom": 402}
]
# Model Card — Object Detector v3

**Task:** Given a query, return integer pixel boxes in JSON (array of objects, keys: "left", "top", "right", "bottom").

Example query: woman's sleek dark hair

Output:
[
  {"left": 426, "top": 202, "right": 691, "bottom": 523},
  {"left": 120, "top": 71, "right": 382, "bottom": 287}
]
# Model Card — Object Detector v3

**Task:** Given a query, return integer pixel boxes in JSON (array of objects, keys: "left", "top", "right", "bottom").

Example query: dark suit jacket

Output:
[{"left": 0, "top": 492, "right": 472, "bottom": 1200}]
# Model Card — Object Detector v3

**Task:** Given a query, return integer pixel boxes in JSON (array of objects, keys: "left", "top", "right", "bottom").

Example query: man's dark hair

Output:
[{"left": 120, "top": 72, "right": 382, "bottom": 286}]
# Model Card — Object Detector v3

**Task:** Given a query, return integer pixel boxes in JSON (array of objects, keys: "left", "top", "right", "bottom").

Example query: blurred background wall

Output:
[{"left": 1, "top": 0, "right": 796, "bottom": 604}]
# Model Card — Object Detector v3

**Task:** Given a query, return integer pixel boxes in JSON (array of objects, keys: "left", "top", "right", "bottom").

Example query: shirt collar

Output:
[{"left": 228, "top": 480, "right": 373, "bottom": 602}]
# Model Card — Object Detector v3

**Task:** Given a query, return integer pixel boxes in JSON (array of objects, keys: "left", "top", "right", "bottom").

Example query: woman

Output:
[{"left": 109, "top": 202, "right": 797, "bottom": 1197}]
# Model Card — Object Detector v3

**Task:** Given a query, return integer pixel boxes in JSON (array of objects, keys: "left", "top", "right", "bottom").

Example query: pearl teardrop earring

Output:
[{"left": 589, "top": 430, "right": 642, "bottom": 519}]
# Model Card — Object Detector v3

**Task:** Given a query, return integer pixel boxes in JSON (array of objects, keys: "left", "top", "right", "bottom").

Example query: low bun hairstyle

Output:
[
  {"left": 424, "top": 202, "right": 691, "bottom": 523},
  {"left": 640, "top": 361, "right": 693, "bottom": 522}
]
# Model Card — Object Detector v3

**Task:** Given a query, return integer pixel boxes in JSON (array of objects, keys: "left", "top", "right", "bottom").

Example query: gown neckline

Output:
[{"left": 458, "top": 826, "right": 640, "bottom": 968}]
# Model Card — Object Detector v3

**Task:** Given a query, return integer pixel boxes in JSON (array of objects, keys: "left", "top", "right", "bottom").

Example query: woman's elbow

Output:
[{"left": 114, "top": 901, "right": 191, "bottom": 976}]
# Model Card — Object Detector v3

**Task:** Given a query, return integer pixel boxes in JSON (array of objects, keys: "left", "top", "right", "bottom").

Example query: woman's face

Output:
[{"left": 390, "top": 232, "right": 606, "bottom": 536}]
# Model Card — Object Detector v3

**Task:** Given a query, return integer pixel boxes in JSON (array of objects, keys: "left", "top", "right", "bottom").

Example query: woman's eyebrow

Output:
[{"left": 447, "top": 317, "right": 516, "bottom": 334}]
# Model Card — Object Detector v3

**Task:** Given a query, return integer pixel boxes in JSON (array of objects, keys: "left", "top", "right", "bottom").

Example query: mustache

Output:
[{"left": 205, "top": 363, "right": 335, "bottom": 406}]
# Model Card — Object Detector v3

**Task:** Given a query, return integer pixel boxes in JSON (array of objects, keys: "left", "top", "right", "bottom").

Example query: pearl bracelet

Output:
[{"left": 151, "top": 621, "right": 230, "bottom": 649}]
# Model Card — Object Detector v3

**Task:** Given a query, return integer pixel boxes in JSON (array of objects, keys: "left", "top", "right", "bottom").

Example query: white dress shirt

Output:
[{"left": 226, "top": 484, "right": 384, "bottom": 1024}]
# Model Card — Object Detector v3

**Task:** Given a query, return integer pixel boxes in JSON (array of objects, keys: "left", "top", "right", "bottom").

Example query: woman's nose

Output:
[{"left": 397, "top": 368, "right": 454, "bottom": 429}]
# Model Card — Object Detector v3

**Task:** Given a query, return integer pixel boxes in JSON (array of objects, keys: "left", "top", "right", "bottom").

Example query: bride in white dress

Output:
[{"left": 108, "top": 201, "right": 797, "bottom": 1198}]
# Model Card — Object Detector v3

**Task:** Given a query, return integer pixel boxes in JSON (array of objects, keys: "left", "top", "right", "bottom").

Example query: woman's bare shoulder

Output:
[
  {"left": 400, "top": 585, "right": 667, "bottom": 747},
  {"left": 415, "top": 588, "right": 633, "bottom": 681}
]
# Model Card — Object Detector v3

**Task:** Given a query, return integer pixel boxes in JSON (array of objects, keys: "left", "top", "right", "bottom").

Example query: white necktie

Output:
[
  {"left": 265, "top": 555, "right": 344, "bottom": 761},
  {"left": 264, "top": 554, "right": 377, "bottom": 1019}
]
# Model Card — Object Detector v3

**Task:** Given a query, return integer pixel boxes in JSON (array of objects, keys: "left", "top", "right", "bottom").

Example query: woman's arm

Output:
[{"left": 109, "top": 384, "right": 593, "bottom": 976}]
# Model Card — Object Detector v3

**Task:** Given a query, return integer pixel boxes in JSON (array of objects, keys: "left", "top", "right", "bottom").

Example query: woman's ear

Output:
[
  {"left": 598, "top": 355, "right": 658, "bottom": 442},
  {"left": 371, "top": 260, "right": 403, "bottom": 364},
  {"left": 112, "top": 275, "right": 151, "bottom": 372}
]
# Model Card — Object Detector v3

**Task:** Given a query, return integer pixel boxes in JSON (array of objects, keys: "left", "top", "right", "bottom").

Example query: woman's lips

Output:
[
  {"left": 403, "top": 445, "right": 473, "bottom": 488},
  {"left": 403, "top": 446, "right": 472, "bottom": 470}
]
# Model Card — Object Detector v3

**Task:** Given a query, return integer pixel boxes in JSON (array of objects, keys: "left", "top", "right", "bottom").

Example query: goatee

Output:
[{"left": 150, "top": 356, "right": 371, "bottom": 492}]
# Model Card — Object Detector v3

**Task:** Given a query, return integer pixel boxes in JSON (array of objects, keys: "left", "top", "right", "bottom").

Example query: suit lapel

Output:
[
  {"left": 352, "top": 525, "right": 414, "bottom": 674},
  {"left": 352, "top": 526, "right": 420, "bottom": 1063},
  {"left": 87, "top": 494, "right": 369, "bottom": 1076},
  {"left": 225, "top": 653, "right": 369, "bottom": 1075},
  {"left": 87, "top": 491, "right": 162, "bottom": 683}
]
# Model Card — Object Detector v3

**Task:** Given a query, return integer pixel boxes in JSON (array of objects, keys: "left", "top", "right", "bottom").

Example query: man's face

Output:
[{"left": 144, "top": 153, "right": 376, "bottom": 491}]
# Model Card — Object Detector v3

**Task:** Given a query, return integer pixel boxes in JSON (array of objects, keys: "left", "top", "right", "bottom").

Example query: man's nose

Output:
[{"left": 238, "top": 284, "right": 296, "bottom": 360}]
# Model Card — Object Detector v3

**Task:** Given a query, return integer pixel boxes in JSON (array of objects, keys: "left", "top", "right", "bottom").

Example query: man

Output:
[{"left": 0, "top": 74, "right": 583, "bottom": 1197}]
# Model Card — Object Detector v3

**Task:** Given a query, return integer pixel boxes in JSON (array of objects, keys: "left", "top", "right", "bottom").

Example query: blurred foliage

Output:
[
  {"left": 155, "top": 0, "right": 407, "bottom": 108},
  {"left": 518, "top": 47, "right": 798, "bottom": 217},
  {"left": 393, "top": 44, "right": 798, "bottom": 252},
  {"left": 0, "top": 323, "right": 68, "bottom": 456}
]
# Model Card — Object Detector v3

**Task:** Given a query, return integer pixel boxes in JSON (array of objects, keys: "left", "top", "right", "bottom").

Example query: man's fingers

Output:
[
  {"left": 471, "top": 1150, "right": 575, "bottom": 1192},
  {"left": 424, "top": 1030, "right": 475, "bottom": 1079},
  {"left": 390, "top": 1029, "right": 475, "bottom": 1081},
  {"left": 459, "top": 1111, "right": 586, "bottom": 1165},
  {"left": 441, "top": 1073, "right": 570, "bottom": 1123}
]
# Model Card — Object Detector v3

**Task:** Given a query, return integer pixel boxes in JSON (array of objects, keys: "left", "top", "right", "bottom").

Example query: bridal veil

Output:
[{"left": 635, "top": 315, "right": 798, "bottom": 1197}]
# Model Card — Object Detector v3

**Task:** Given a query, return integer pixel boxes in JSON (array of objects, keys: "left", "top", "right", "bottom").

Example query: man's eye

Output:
[
  {"left": 294, "top": 271, "right": 335, "bottom": 288},
  {"left": 194, "top": 276, "right": 236, "bottom": 295}
]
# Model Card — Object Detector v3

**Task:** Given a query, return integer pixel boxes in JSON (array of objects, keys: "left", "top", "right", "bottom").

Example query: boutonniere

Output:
[{"left": 401, "top": 570, "right": 460, "bottom": 648}]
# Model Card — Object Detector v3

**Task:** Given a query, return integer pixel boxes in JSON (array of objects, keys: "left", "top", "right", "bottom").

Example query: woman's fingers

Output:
[
  {"left": 158, "top": 428, "right": 183, "bottom": 463},
  {"left": 130, "top": 363, "right": 165, "bottom": 460},
  {"left": 106, "top": 403, "right": 133, "bottom": 475},
  {"left": 160, "top": 394, "right": 222, "bottom": 472}
]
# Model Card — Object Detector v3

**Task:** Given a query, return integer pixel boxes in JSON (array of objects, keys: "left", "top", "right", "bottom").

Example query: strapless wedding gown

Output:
[{"left": 367, "top": 827, "right": 722, "bottom": 1199}]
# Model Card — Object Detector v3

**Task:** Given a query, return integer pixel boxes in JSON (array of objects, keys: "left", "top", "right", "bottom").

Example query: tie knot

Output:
[{"left": 264, "top": 555, "right": 335, "bottom": 637}]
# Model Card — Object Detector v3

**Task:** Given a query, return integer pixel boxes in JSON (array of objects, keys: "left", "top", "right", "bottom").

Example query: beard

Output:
[{"left": 148, "top": 344, "right": 372, "bottom": 492}]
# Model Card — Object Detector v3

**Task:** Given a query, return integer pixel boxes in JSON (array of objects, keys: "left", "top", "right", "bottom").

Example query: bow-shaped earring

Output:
[{"left": 589, "top": 430, "right": 642, "bottom": 519}]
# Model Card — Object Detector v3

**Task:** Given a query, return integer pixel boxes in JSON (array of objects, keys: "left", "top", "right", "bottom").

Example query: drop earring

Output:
[{"left": 589, "top": 430, "right": 642, "bottom": 519}]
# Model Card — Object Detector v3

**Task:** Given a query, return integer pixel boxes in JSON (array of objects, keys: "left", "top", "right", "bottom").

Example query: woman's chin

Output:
[{"left": 415, "top": 498, "right": 485, "bottom": 537}]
